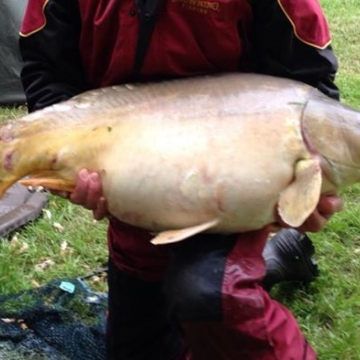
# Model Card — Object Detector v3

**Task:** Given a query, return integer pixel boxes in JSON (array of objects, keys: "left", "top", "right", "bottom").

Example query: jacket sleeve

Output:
[
  {"left": 250, "top": 0, "right": 340, "bottom": 100},
  {"left": 19, "top": 0, "right": 88, "bottom": 112}
]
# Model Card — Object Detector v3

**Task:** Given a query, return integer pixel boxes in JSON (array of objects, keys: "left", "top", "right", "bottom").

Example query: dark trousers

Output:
[{"left": 106, "top": 223, "right": 316, "bottom": 360}]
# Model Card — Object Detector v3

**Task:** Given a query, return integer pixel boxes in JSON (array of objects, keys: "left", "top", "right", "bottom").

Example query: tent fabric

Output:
[{"left": 0, "top": 0, "right": 27, "bottom": 105}]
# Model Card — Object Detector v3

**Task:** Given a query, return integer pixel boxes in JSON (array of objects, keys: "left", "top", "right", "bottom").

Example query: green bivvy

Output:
[{"left": 0, "top": 0, "right": 27, "bottom": 105}]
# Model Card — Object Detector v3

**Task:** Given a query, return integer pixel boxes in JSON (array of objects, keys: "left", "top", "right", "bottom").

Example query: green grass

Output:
[
  {"left": 0, "top": 198, "right": 108, "bottom": 294},
  {"left": 1, "top": 0, "right": 360, "bottom": 358},
  {"left": 272, "top": 1, "right": 360, "bottom": 357},
  {"left": 273, "top": 188, "right": 360, "bottom": 358},
  {"left": 324, "top": 0, "right": 360, "bottom": 108}
]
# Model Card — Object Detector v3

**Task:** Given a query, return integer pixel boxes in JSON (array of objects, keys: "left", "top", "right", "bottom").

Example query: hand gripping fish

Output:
[{"left": 0, "top": 74, "right": 358, "bottom": 244}]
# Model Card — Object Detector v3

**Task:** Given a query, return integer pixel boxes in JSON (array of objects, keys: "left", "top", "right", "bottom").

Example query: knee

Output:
[
  {"left": 164, "top": 254, "right": 224, "bottom": 322},
  {"left": 164, "top": 234, "right": 238, "bottom": 322}
]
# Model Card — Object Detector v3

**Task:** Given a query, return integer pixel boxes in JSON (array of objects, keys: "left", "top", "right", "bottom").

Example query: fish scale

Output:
[{"left": 1, "top": 73, "right": 359, "bottom": 244}]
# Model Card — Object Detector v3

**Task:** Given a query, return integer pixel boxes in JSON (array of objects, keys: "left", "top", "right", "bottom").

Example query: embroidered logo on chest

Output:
[{"left": 172, "top": 0, "right": 219, "bottom": 14}]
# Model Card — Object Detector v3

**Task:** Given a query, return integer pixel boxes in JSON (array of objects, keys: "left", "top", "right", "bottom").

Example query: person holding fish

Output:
[{"left": 19, "top": 0, "right": 342, "bottom": 358}]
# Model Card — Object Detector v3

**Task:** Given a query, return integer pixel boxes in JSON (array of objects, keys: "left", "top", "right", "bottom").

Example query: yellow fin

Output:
[
  {"left": 278, "top": 158, "right": 322, "bottom": 227},
  {"left": 19, "top": 178, "right": 75, "bottom": 192},
  {"left": 151, "top": 219, "right": 220, "bottom": 245}
]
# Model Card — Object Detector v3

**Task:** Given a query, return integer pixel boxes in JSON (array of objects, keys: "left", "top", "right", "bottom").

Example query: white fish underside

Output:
[{"left": 2, "top": 73, "right": 358, "bottom": 244}]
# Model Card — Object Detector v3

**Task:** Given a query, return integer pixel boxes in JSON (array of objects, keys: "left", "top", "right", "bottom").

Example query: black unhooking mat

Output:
[
  {"left": 0, "top": 183, "right": 48, "bottom": 238},
  {"left": 0, "top": 275, "right": 108, "bottom": 360}
]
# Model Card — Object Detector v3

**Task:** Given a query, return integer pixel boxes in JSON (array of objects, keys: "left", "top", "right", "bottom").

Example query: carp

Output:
[{"left": 0, "top": 73, "right": 359, "bottom": 244}]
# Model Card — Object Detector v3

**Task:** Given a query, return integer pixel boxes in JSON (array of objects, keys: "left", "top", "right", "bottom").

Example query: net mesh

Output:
[{"left": 0, "top": 275, "right": 107, "bottom": 360}]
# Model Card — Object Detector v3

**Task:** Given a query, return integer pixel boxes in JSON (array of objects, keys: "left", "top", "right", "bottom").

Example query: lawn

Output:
[
  {"left": 0, "top": 0, "right": 360, "bottom": 358},
  {"left": 273, "top": 1, "right": 360, "bottom": 358}
]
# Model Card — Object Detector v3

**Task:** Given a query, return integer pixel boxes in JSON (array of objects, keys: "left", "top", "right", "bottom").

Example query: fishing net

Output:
[{"left": 0, "top": 272, "right": 108, "bottom": 360}]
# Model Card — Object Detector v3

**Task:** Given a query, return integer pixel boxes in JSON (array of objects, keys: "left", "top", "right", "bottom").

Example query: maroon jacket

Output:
[
  {"left": 20, "top": 0, "right": 339, "bottom": 279},
  {"left": 20, "top": 0, "right": 339, "bottom": 113}
]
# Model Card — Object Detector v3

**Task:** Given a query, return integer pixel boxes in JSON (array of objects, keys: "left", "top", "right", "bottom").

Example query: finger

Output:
[
  {"left": 296, "top": 210, "right": 328, "bottom": 233},
  {"left": 85, "top": 172, "right": 103, "bottom": 211},
  {"left": 69, "top": 169, "right": 90, "bottom": 205},
  {"left": 317, "top": 195, "right": 343, "bottom": 216},
  {"left": 93, "top": 197, "right": 108, "bottom": 220}
]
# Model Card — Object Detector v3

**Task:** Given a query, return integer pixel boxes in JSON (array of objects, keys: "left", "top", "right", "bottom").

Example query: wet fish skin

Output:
[{"left": 0, "top": 73, "right": 359, "bottom": 244}]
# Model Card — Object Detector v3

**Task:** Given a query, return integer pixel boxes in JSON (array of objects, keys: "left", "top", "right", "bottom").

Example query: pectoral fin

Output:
[
  {"left": 151, "top": 219, "right": 220, "bottom": 245},
  {"left": 278, "top": 158, "right": 322, "bottom": 227},
  {"left": 19, "top": 173, "right": 75, "bottom": 192}
]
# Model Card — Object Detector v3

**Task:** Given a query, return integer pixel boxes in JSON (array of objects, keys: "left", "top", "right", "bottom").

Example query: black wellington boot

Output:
[{"left": 262, "top": 229, "right": 319, "bottom": 291}]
